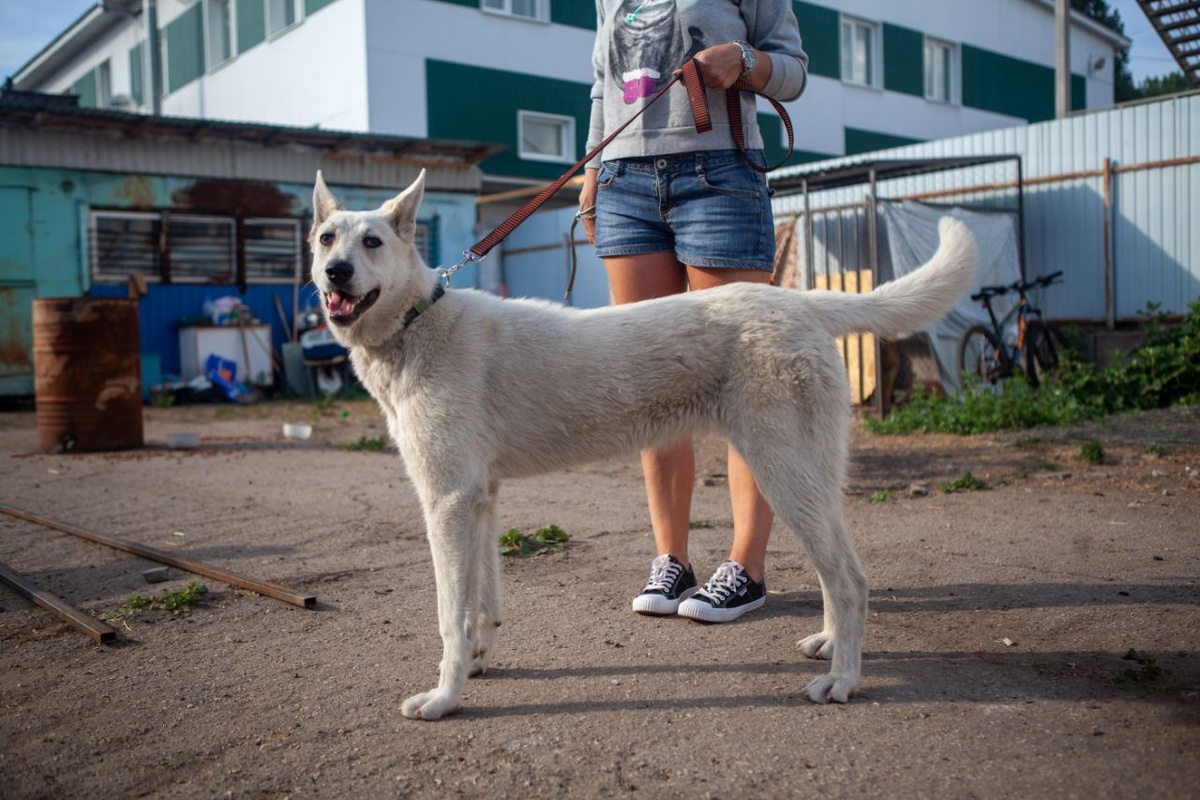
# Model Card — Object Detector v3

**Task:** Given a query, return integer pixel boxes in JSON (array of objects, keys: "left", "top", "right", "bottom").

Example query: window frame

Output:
[
  {"left": 165, "top": 213, "right": 237, "bottom": 283},
  {"left": 205, "top": 0, "right": 235, "bottom": 71},
  {"left": 840, "top": 15, "right": 880, "bottom": 88},
  {"left": 244, "top": 217, "right": 303, "bottom": 283},
  {"left": 517, "top": 110, "right": 576, "bottom": 164},
  {"left": 266, "top": 0, "right": 303, "bottom": 38},
  {"left": 90, "top": 210, "right": 163, "bottom": 283},
  {"left": 924, "top": 36, "right": 960, "bottom": 105},
  {"left": 480, "top": 0, "right": 550, "bottom": 23}
]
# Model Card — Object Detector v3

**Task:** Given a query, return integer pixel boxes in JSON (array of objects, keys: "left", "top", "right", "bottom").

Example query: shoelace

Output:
[
  {"left": 644, "top": 555, "right": 682, "bottom": 592},
  {"left": 700, "top": 562, "right": 743, "bottom": 602}
]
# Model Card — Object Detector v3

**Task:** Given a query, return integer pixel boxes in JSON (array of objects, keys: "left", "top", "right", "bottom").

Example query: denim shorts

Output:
[{"left": 593, "top": 149, "right": 775, "bottom": 271}]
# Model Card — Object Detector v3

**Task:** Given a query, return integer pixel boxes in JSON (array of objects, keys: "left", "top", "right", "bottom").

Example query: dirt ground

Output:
[{"left": 1, "top": 397, "right": 1197, "bottom": 798}]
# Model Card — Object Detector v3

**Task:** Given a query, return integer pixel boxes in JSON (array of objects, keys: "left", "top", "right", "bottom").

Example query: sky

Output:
[{"left": 0, "top": 0, "right": 1186, "bottom": 86}]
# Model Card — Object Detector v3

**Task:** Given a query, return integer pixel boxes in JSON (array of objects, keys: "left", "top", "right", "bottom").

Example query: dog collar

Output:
[{"left": 401, "top": 284, "right": 445, "bottom": 329}]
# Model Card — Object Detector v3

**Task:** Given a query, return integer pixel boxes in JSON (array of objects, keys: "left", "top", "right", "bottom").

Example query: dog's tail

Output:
[{"left": 811, "top": 216, "right": 978, "bottom": 338}]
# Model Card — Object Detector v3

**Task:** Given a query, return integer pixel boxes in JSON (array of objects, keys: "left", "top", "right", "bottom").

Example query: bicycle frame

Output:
[{"left": 971, "top": 271, "right": 1062, "bottom": 381}]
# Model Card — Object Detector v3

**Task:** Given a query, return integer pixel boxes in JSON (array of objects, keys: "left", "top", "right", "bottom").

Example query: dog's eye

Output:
[
  {"left": 319, "top": 232, "right": 334, "bottom": 246},
  {"left": 363, "top": 235, "right": 383, "bottom": 249}
]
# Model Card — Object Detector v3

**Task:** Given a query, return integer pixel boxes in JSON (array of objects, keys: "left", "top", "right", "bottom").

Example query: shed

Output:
[{"left": 0, "top": 91, "right": 503, "bottom": 397}]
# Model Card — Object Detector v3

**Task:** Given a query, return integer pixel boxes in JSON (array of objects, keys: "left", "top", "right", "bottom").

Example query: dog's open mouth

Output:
[{"left": 324, "top": 288, "right": 379, "bottom": 326}]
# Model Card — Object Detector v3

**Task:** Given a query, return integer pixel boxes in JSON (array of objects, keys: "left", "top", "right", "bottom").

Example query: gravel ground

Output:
[{"left": 1, "top": 399, "right": 1197, "bottom": 798}]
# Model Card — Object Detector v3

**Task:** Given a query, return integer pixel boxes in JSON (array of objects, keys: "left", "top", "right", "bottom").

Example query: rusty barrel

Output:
[{"left": 33, "top": 298, "right": 144, "bottom": 453}]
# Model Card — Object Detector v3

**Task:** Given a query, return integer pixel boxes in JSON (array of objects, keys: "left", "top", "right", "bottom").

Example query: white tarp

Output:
[{"left": 879, "top": 201, "right": 1022, "bottom": 392}]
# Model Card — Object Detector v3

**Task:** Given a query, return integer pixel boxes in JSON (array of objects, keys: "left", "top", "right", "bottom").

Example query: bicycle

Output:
[{"left": 957, "top": 271, "right": 1064, "bottom": 390}]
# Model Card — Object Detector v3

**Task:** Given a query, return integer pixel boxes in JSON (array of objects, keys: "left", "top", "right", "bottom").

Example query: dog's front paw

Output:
[
  {"left": 804, "top": 674, "right": 856, "bottom": 704},
  {"left": 400, "top": 690, "right": 461, "bottom": 721},
  {"left": 797, "top": 630, "right": 835, "bottom": 660}
]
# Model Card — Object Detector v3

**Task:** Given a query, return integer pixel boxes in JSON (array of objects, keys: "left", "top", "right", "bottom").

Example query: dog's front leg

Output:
[
  {"left": 400, "top": 489, "right": 486, "bottom": 720},
  {"left": 469, "top": 480, "right": 503, "bottom": 677}
]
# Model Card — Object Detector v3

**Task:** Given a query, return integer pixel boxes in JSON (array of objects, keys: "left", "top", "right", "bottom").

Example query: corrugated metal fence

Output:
[{"left": 771, "top": 91, "right": 1200, "bottom": 323}]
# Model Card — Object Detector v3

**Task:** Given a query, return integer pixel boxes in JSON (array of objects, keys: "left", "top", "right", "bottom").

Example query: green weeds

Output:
[
  {"left": 940, "top": 472, "right": 988, "bottom": 493},
  {"left": 103, "top": 582, "right": 209, "bottom": 620},
  {"left": 1113, "top": 649, "right": 1172, "bottom": 688},
  {"left": 1080, "top": 440, "right": 1105, "bottom": 464},
  {"left": 499, "top": 525, "right": 569, "bottom": 557},
  {"left": 344, "top": 435, "right": 388, "bottom": 452}
]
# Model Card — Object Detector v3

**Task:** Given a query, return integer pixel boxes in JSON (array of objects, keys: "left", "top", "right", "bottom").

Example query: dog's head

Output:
[{"left": 309, "top": 170, "right": 436, "bottom": 347}]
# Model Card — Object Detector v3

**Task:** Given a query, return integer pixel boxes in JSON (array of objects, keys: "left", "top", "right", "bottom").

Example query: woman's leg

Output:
[
  {"left": 605, "top": 251, "right": 693, "bottom": 567},
  {"left": 686, "top": 265, "right": 775, "bottom": 582}
]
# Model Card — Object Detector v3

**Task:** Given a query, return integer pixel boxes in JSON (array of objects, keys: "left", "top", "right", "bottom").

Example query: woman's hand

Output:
[
  {"left": 689, "top": 43, "right": 756, "bottom": 90},
  {"left": 579, "top": 169, "right": 598, "bottom": 244}
]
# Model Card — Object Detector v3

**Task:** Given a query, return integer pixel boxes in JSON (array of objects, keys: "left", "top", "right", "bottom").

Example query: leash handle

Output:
[{"left": 466, "top": 58, "right": 794, "bottom": 262}]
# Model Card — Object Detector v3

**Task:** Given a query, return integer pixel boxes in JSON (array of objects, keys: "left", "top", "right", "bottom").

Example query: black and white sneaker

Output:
[
  {"left": 677, "top": 560, "right": 765, "bottom": 623},
  {"left": 632, "top": 554, "right": 698, "bottom": 615}
]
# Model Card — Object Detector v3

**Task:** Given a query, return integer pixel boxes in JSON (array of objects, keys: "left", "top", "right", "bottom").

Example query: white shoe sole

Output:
[
  {"left": 631, "top": 586, "right": 699, "bottom": 615},
  {"left": 677, "top": 594, "right": 765, "bottom": 623}
]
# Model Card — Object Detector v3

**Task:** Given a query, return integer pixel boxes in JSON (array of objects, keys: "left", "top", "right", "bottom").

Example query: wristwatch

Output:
[{"left": 733, "top": 40, "right": 758, "bottom": 81}]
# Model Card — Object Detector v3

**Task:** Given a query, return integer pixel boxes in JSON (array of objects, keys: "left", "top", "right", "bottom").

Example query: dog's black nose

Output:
[{"left": 325, "top": 260, "right": 354, "bottom": 286}]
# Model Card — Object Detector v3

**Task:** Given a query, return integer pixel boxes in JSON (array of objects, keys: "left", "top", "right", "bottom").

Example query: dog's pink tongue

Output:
[{"left": 326, "top": 291, "right": 357, "bottom": 316}]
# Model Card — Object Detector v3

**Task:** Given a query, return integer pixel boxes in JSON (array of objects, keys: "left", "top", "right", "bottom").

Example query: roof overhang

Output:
[
  {"left": 769, "top": 155, "right": 1022, "bottom": 195},
  {"left": 10, "top": 2, "right": 142, "bottom": 88},
  {"left": 1019, "top": 0, "right": 1132, "bottom": 50}
]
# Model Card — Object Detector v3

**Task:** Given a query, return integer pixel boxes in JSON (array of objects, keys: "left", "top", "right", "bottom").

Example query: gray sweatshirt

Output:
[{"left": 586, "top": 0, "right": 808, "bottom": 166}]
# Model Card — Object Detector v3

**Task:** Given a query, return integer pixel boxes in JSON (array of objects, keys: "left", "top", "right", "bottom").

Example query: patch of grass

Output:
[
  {"left": 499, "top": 525, "right": 569, "bottom": 557},
  {"left": 1145, "top": 443, "right": 1167, "bottom": 457},
  {"left": 1035, "top": 460, "right": 1061, "bottom": 472},
  {"left": 1113, "top": 649, "right": 1172, "bottom": 688},
  {"left": 868, "top": 489, "right": 894, "bottom": 503},
  {"left": 102, "top": 582, "right": 208, "bottom": 620},
  {"left": 344, "top": 435, "right": 388, "bottom": 452},
  {"left": 689, "top": 519, "right": 714, "bottom": 529},
  {"left": 1080, "top": 440, "right": 1105, "bottom": 464},
  {"left": 102, "top": 594, "right": 151, "bottom": 620},
  {"left": 940, "top": 471, "right": 988, "bottom": 493}
]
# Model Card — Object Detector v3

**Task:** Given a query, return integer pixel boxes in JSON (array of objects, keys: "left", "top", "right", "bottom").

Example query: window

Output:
[
  {"left": 481, "top": 0, "right": 548, "bottom": 22},
  {"left": 90, "top": 211, "right": 304, "bottom": 285},
  {"left": 841, "top": 16, "right": 879, "bottom": 87},
  {"left": 169, "top": 215, "right": 236, "bottom": 282},
  {"left": 245, "top": 219, "right": 302, "bottom": 281},
  {"left": 925, "top": 37, "right": 959, "bottom": 104},
  {"left": 518, "top": 111, "right": 575, "bottom": 163},
  {"left": 91, "top": 212, "right": 162, "bottom": 280},
  {"left": 97, "top": 60, "right": 112, "bottom": 107},
  {"left": 206, "top": 0, "right": 234, "bottom": 68},
  {"left": 267, "top": 0, "right": 301, "bottom": 37}
]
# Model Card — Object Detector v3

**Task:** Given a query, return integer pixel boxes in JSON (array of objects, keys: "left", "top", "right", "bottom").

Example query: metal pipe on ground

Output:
[
  {"left": 0, "top": 503, "right": 317, "bottom": 609},
  {"left": 0, "top": 560, "right": 117, "bottom": 644}
]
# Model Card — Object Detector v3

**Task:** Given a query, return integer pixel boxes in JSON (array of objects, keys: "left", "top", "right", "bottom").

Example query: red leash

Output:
[{"left": 439, "top": 58, "right": 795, "bottom": 284}]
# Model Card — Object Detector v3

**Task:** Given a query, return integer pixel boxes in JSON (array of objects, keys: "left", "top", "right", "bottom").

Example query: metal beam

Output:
[
  {"left": 0, "top": 503, "right": 316, "bottom": 609},
  {"left": 0, "top": 561, "right": 117, "bottom": 644}
]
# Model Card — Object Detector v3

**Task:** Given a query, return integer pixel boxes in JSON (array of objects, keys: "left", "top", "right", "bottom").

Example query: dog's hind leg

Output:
[
  {"left": 792, "top": 500, "right": 867, "bottom": 703},
  {"left": 400, "top": 482, "right": 490, "bottom": 721},
  {"left": 745, "top": 440, "right": 867, "bottom": 704},
  {"left": 469, "top": 479, "right": 503, "bottom": 677}
]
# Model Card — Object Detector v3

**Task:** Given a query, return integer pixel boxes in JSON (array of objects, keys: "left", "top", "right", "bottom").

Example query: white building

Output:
[{"left": 11, "top": 0, "right": 1129, "bottom": 194}]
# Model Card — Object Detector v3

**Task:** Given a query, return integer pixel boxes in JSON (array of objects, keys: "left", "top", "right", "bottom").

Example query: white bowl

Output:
[
  {"left": 166, "top": 432, "right": 200, "bottom": 449},
  {"left": 283, "top": 423, "right": 312, "bottom": 440}
]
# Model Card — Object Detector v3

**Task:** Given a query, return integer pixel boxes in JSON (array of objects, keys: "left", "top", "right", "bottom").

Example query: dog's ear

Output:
[
  {"left": 381, "top": 169, "right": 426, "bottom": 241},
  {"left": 312, "top": 171, "right": 341, "bottom": 229}
]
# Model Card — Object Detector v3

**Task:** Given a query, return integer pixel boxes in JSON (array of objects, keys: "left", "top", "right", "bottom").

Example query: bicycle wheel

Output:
[
  {"left": 1023, "top": 320, "right": 1060, "bottom": 387},
  {"left": 958, "top": 325, "right": 1005, "bottom": 389}
]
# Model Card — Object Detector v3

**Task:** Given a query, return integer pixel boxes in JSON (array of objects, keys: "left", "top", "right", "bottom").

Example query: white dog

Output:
[{"left": 310, "top": 170, "right": 977, "bottom": 720}]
